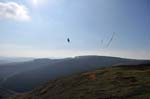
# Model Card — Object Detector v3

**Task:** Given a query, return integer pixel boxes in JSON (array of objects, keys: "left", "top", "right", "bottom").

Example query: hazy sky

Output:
[{"left": 0, "top": 0, "right": 149, "bottom": 59}]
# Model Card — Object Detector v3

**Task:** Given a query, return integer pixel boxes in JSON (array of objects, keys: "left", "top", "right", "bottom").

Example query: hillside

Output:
[
  {"left": 2, "top": 56, "right": 147, "bottom": 92},
  {"left": 0, "top": 58, "right": 53, "bottom": 80},
  {"left": 0, "top": 57, "right": 33, "bottom": 65},
  {"left": 0, "top": 87, "right": 16, "bottom": 99},
  {"left": 10, "top": 63, "right": 150, "bottom": 99}
]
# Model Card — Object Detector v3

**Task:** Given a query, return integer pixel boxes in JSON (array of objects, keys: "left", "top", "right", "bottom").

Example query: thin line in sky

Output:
[{"left": 106, "top": 32, "right": 116, "bottom": 48}]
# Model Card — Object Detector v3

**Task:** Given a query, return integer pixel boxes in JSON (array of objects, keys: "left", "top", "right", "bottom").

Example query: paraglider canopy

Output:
[{"left": 67, "top": 38, "right": 70, "bottom": 43}]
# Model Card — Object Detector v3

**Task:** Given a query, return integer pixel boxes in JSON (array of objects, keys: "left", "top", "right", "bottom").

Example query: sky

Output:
[{"left": 0, "top": 0, "right": 149, "bottom": 59}]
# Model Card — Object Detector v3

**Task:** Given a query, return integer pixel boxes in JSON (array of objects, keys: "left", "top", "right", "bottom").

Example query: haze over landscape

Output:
[
  {"left": 0, "top": 0, "right": 149, "bottom": 59},
  {"left": 0, "top": 0, "right": 150, "bottom": 99}
]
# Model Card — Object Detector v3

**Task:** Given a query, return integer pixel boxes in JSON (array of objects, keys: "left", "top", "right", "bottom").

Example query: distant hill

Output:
[
  {"left": 0, "top": 87, "right": 16, "bottom": 99},
  {"left": 0, "top": 58, "right": 57, "bottom": 99},
  {"left": 0, "top": 58, "right": 55, "bottom": 83},
  {"left": 1, "top": 56, "right": 149, "bottom": 92},
  {"left": 0, "top": 60, "right": 9, "bottom": 65},
  {"left": 0, "top": 57, "right": 33, "bottom": 65},
  {"left": 10, "top": 63, "right": 150, "bottom": 99}
]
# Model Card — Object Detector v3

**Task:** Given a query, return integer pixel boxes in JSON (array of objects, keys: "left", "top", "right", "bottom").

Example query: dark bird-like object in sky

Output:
[
  {"left": 106, "top": 32, "right": 115, "bottom": 47},
  {"left": 67, "top": 38, "right": 70, "bottom": 43}
]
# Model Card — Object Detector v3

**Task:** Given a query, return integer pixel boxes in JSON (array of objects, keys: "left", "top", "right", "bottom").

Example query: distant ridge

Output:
[{"left": 1, "top": 55, "right": 149, "bottom": 92}]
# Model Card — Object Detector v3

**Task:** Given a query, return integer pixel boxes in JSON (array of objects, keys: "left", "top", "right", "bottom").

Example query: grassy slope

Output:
[{"left": 10, "top": 63, "right": 150, "bottom": 99}]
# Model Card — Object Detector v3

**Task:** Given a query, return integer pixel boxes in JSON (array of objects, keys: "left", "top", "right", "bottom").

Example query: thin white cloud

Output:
[{"left": 0, "top": 2, "right": 31, "bottom": 22}]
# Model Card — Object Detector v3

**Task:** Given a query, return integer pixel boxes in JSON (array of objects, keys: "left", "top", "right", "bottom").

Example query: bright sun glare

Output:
[
  {"left": 32, "top": 0, "right": 48, "bottom": 7},
  {"left": 33, "top": 0, "right": 38, "bottom": 6}
]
